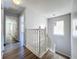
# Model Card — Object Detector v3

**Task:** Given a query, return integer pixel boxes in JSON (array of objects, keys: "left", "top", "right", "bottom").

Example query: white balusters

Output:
[{"left": 26, "top": 27, "right": 47, "bottom": 57}]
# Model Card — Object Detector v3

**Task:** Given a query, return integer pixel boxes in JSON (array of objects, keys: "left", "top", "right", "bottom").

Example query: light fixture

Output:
[{"left": 13, "top": 0, "right": 21, "bottom": 5}]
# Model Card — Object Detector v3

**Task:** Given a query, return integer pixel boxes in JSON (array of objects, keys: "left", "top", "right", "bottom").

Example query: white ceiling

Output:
[{"left": 3, "top": 0, "right": 73, "bottom": 18}]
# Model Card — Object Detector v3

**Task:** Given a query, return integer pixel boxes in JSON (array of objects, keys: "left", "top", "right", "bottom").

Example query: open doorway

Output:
[{"left": 4, "top": 8, "right": 25, "bottom": 53}]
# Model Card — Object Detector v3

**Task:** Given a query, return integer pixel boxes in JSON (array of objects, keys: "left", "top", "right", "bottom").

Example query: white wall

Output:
[
  {"left": 19, "top": 12, "right": 25, "bottom": 46},
  {"left": 71, "top": 0, "right": 77, "bottom": 59},
  {"left": 1, "top": 8, "right": 4, "bottom": 57},
  {"left": 71, "top": 13, "right": 77, "bottom": 59},
  {"left": 24, "top": 8, "right": 47, "bottom": 56},
  {"left": 25, "top": 8, "right": 47, "bottom": 29},
  {"left": 48, "top": 14, "right": 71, "bottom": 57}
]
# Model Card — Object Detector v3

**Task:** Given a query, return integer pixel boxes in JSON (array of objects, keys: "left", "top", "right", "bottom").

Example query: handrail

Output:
[{"left": 26, "top": 27, "right": 56, "bottom": 57}]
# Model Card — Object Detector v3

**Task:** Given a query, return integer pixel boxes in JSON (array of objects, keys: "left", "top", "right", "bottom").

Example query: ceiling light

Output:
[{"left": 13, "top": 0, "right": 21, "bottom": 5}]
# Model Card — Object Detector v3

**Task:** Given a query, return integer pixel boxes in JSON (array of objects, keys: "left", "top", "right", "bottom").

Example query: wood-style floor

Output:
[{"left": 3, "top": 46, "right": 69, "bottom": 59}]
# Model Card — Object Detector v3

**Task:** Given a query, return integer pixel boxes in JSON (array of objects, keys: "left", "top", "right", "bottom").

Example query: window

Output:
[{"left": 53, "top": 20, "right": 64, "bottom": 35}]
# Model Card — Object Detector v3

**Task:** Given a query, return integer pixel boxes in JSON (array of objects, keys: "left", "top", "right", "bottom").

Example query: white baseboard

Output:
[
  {"left": 48, "top": 48, "right": 55, "bottom": 53},
  {"left": 1, "top": 51, "right": 4, "bottom": 59},
  {"left": 39, "top": 49, "right": 49, "bottom": 58},
  {"left": 26, "top": 44, "right": 39, "bottom": 57},
  {"left": 56, "top": 50, "right": 71, "bottom": 58},
  {"left": 26, "top": 44, "right": 49, "bottom": 58}
]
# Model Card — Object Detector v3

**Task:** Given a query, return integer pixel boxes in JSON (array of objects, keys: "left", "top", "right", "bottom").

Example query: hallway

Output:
[
  {"left": 3, "top": 46, "right": 69, "bottom": 59},
  {"left": 1, "top": 0, "right": 77, "bottom": 59}
]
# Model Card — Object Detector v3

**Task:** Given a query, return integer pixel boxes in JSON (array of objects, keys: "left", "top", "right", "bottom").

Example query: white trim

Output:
[
  {"left": 56, "top": 50, "right": 71, "bottom": 58},
  {"left": 39, "top": 48, "right": 48, "bottom": 58},
  {"left": 26, "top": 44, "right": 49, "bottom": 58},
  {"left": 26, "top": 44, "right": 39, "bottom": 57}
]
